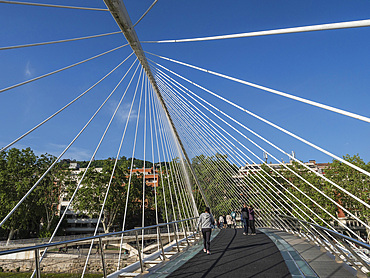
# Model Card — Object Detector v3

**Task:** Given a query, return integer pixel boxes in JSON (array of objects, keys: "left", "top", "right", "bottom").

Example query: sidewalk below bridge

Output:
[{"left": 142, "top": 228, "right": 358, "bottom": 278}]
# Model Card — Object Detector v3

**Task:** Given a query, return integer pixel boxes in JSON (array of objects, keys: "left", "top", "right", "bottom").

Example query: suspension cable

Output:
[
  {"left": 0, "top": 0, "right": 109, "bottom": 11},
  {"left": 150, "top": 61, "right": 370, "bottom": 209},
  {"left": 30, "top": 61, "right": 140, "bottom": 277},
  {"left": 118, "top": 65, "right": 145, "bottom": 269},
  {"left": 0, "top": 31, "right": 123, "bottom": 51},
  {"left": 0, "top": 52, "right": 134, "bottom": 153},
  {"left": 143, "top": 18, "right": 370, "bottom": 43},
  {"left": 0, "top": 44, "right": 128, "bottom": 94},
  {"left": 0, "top": 58, "right": 137, "bottom": 228},
  {"left": 81, "top": 67, "right": 143, "bottom": 277},
  {"left": 147, "top": 53, "right": 370, "bottom": 124},
  {"left": 155, "top": 68, "right": 362, "bottom": 239}
]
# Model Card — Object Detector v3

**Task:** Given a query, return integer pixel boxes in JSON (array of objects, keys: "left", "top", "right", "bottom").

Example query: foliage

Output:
[
  {"left": 35, "top": 153, "right": 66, "bottom": 237},
  {"left": 0, "top": 148, "right": 69, "bottom": 242},
  {"left": 2, "top": 146, "right": 367, "bottom": 243},
  {"left": 155, "top": 157, "right": 205, "bottom": 224},
  {"left": 69, "top": 157, "right": 156, "bottom": 233},
  {"left": 324, "top": 154, "right": 370, "bottom": 235},
  {"left": 259, "top": 154, "right": 369, "bottom": 235},
  {"left": 191, "top": 153, "right": 239, "bottom": 217},
  {"left": 76, "top": 157, "right": 153, "bottom": 170},
  {"left": 0, "top": 148, "right": 41, "bottom": 242}
]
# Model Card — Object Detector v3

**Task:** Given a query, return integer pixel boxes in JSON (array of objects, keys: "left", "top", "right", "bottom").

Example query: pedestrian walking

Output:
[
  {"left": 248, "top": 204, "right": 256, "bottom": 235},
  {"left": 197, "top": 207, "right": 215, "bottom": 255},
  {"left": 231, "top": 210, "right": 236, "bottom": 228},
  {"left": 226, "top": 214, "right": 232, "bottom": 228},
  {"left": 241, "top": 204, "right": 249, "bottom": 235},
  {"left": 218, "top": 215, "right": 224, "bottom": 229},
  {"left": 223, "top": 215, "right": 227, "bottom": 229}
]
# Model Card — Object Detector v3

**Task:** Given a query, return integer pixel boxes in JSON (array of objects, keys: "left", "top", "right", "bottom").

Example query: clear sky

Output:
[{"left": 0, "top": 0, "right": 369, "bottom": 165}]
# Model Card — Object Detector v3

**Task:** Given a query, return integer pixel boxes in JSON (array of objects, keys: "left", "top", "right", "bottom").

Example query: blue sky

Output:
[{"left": 0, "top": 0, "right": 369, "bottom": 165}]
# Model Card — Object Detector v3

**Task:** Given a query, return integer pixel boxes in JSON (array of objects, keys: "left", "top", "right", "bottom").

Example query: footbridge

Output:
[{"left": 0, "top": 1, "right": 369, "bottom": 277}]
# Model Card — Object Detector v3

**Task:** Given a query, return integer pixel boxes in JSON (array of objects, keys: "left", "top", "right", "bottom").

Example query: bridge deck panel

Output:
[
  {"left": 270, "top": 229, "right": 357, "bottom": 278},
  {"left": 166, "top": 228, "right": 291, "bottom": 278}
]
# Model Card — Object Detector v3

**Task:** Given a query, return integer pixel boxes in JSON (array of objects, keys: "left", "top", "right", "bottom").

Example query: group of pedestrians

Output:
[
  {"left": 197, "top": 204, "right": 256, "bottom": 255},
  {"left": 217, "top": 210, "right": 237, "bottom": 229},
  {"left": 241, "top": 203, "right": 256, "bottom": 235}
]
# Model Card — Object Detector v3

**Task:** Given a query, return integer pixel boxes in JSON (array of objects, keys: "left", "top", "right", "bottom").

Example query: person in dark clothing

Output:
[
  {"left": 248, "top": 204, "right": 256, "bottom": 235},
  {"left": 197, "top": 207, "right": 215, "bottom": 255},
  {"left": 241, "top": 204, "right": 249, "bottom": 235}
]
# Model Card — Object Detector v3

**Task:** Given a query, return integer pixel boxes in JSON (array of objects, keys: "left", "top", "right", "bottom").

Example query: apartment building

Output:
[{"left": 58, "top": 164, "right": 159, "bottom": 235}]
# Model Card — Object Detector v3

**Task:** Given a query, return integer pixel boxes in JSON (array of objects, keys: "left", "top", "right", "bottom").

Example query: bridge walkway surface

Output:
[{"left": 141, "top": 228, "right": 357, "bottom": 278}]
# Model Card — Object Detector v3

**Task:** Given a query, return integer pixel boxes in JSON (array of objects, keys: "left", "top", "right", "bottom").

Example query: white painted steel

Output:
[
  {"left": 147, "top": 53, "right": 370, "bottom": 124},
  {"left": 150, "top": 61, "right": 370, "bottom": 209},
  {"left": 103, "top": 0, "right": 209, "bottom": 208},
  {"left": 132, "top": 0, "right": 158, "bottom": 28},
  {"left": 155, "top": 71, "right": 312, "bottom": 224},
  {"left": 0, "top": 31, "right": 123, "bottom": 51},
  {"left": 145, "top": 19, "right": 370, "bottom": 43},
  {"left": 0, "top": 44, "right": 128, "bottom": 94},
  {"left": 81, "top": 66, "right": 143, "bottom": 277},
  {"left": 0, "top": 57, "right": 137, "bottom": 228},
  {"left": 152, "top": 65, "right": 368, "bottom": 239},
  {"left": 0, "top": 52, "right": 134, "bottom": 153},
  {"left": 0, "top": 0, "right": 109, "bottom": 11}
]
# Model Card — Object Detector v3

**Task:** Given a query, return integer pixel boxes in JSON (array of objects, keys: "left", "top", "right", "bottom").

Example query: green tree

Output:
[
  {"left": 69, "top": 158, "right": 155, "bottom": 233},
  {"left": 157, "top": 158, "right": 196, "bottom": 223},
  {"left": 35, "top": 153, "right": 66, "bottom": 237},
  {"left": 0, "top": 148, "right": 40, "bottom": 243},
  {"left": 325, "top": 154, "right": 370, "bottom": 238},
  {"left": 192, "top": 153, "right": 239, "bottom": 217},
  {"left": 281, "top": 161, "right": 337, "bottom": 225}
]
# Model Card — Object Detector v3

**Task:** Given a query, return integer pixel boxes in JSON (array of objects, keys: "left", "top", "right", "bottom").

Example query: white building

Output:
[{"left": 58, "top": 164, "right": 104, "bottom": 235}]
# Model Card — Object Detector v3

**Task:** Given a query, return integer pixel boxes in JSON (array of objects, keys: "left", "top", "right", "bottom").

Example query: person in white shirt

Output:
[
  {"left": 218, "top": 215, "right": 224, "bottom": 229},
  {"left": 226, "top": 214, "right": 232, "bottom": 228}
]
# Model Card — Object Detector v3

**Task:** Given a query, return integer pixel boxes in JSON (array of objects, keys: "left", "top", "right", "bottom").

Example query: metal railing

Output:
[
  {"left": 0, "top": 217, "right": 199, "bottom": 278},
  {"left": 0, "top": 233, "right": 95, "bottom": 247},
  {"left": 279, "top": 215, "right": 370, "bottom": 276}
]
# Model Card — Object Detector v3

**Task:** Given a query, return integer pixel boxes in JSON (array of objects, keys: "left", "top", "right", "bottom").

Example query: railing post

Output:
[
  {"left": 285, "top": 218, "right": 296, "bottom": 235},
  {"left": 305, "top": 224, "right": 321, "bottom": 246},
  {"left": 34, "top": 249, "right": 41, "bottom": 278},
  {"left": 99, "top": 238, "right": 107, "bottom": 278},
  {"left": 315, "top": 229, "right": 340, "bottom": 259},
  {"left": 318, "top": 230, "right": 346, "bottom": 263},
  {"left": 157, "top": 226, "right": 167, "bottom": 261},
  {"left": 183, "top": 221, "right": 190, "bottom": 246},
  {"left": 135, "top": 231, "right": 144, "bottom": 273},
  {"left": 172, "top": 222, "right": 180, "bottom": 252},
  {"left": 309, "top": 227, "right": 332, "bottom": 253},
  {"left": 335, "top": 236, "right": 369, "bottom": 276}
]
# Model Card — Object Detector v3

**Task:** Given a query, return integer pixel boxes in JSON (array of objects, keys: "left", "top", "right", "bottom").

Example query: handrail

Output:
[
  {"left": 280, "top": 214, "right": 370, "bottom": 250},
  {"left": 279, "top": 214, "right": 370, "bottom": 275},
  {"left": 0, "top": 217, "right": 198, "bottom": 256}
]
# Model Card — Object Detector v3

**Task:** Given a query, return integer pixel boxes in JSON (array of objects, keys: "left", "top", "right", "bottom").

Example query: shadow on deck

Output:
[{"left": 143, "top": 228, "right": 358, "bottom": 278}]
